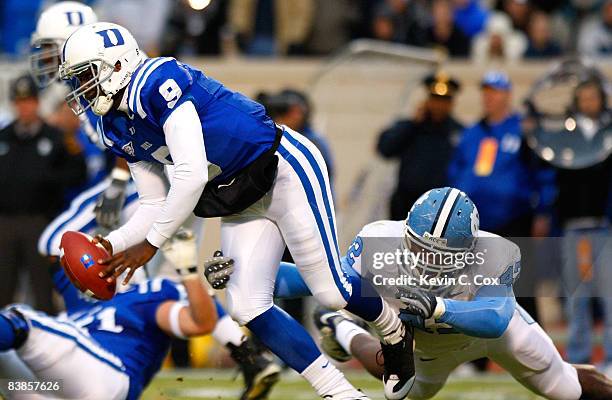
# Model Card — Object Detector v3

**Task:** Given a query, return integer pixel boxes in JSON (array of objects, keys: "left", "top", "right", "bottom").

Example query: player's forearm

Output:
[
  {"left": 147, "top": 101, "right": 208, "bottom": 248},
  {"left": 107, "top": 161, "right": 169, "bottom": 252},
  {"left": 106, "top": 203, "right": 162, "bottom": 252},
  {"left": 181, "top": 278, "right": 216, "bottom": 335},
  {"left": 437, "top": 290, "right": 515, "bottom": 338}
]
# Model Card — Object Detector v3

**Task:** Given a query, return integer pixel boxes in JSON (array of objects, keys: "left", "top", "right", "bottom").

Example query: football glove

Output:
[
  {"left": 161, "top": 228, "right": 199, "bottom": 280},
  {"left": 396, "top": 287, "right": 445, "bottom": 330},
  {"left": 203, "top": 251, "right": 234, "bottom": 290},
  {"left": 95, "top": 168, "right": 129, "bottom": 229}
]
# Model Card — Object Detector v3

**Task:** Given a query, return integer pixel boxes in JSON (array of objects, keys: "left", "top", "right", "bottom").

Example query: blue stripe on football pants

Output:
[
  {"left": 278, "top": 143, "right": 350, "bottom": 301},
  {"left": 279, "top": 133, "right": 383, "bottom": 320}
]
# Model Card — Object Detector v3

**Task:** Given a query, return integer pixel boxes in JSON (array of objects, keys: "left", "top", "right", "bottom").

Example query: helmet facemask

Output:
[
  {"left": 60, "top": 58, "right": 116, "bottom": 116},
  {"left": 30, "top": 39, "right": 62, "bottom": 88},
  {"left": 399, "top": 224, "right": 474, "bottom": 293}
]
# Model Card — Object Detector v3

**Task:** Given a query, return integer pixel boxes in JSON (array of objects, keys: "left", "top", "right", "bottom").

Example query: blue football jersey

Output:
[
  {"left": 69, "top": 278, "right": 186, "bottom": 400},
  {"left": 97, "top": 57, "right": 277, "bottom": 184}
]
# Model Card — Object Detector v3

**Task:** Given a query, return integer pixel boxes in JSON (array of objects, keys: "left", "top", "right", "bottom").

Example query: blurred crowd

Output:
[{"left": 1, "top": 0, "right": 612, "bottom": 60}]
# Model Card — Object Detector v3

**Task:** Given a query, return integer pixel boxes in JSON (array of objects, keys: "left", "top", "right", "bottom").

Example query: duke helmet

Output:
[
  {"left": 30, "top": 1, "right": 98, "bottom": 88},
  {"left": 60, "top": 22, "right": 144, "bottom": 116},
  {"left": 402, "top": 187, "right": 479, "bottom": 280}
]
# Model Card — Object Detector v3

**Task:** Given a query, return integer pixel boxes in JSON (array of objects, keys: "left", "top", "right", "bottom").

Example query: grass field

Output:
[{"left": 142, "top": 369, "right": 544, "bottom": 400}]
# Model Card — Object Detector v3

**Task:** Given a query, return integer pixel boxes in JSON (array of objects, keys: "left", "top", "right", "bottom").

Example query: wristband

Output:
[
  {"left": 176, "top": 266, "right": 199, "bottom": 280},
  {"left": 169, "top": 301, "right": 188, "bottom": 339}
]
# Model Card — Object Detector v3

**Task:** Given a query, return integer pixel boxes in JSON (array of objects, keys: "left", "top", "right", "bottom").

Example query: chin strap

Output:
[{"left": 93, "top": 94, "right": 114, "bottom": 116}]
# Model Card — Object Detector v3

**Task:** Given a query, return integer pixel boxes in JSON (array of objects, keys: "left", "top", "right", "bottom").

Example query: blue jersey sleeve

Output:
[
  {"left": 437, "top": 284, "right": 516, "bottom": 338},
  {"left": 137, "top": 58, "right": 195, "bottom": 127}
]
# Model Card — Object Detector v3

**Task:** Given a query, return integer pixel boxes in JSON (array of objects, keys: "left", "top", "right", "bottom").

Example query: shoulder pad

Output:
[{"left": 358, "top": 220, "right": 405, "bottom": 238}]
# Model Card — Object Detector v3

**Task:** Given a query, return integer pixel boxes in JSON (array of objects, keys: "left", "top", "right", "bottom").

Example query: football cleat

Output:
[
  {"left": 227, "top": 337, "right": 281, "bottom": 400},
  {"left": 313, "top": 307, "right": 354, "bottom": 362},
  {"left": 381, "top": 326, "right": 415, "bottom": 400}
]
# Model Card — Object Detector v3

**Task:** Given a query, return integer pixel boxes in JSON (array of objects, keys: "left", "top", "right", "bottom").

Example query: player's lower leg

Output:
[
  {"left": 212, "top": 299, "right": 281, "bottom": 400},
  {"left": 343, "top": 275, "right": 415, "bottom": 399},
  {"left": 247, "top": 305, "right": 369, "bottom": 399},
  {"left": 575, "top": 364, "right": 612, "bottom": 400}
]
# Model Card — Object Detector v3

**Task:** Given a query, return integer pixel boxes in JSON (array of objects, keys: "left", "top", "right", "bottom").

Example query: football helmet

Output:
[
  {"left": 400, "top": 187, "right": 479, "bottom": 290},
  {"left": 59, "top": 22, "right": 144, "bottom": 116},
  {"left": 30, "top": 1, "right": 97, "bottom": 88}
]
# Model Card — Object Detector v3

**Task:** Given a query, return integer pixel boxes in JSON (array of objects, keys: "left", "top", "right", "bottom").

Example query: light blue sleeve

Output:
[
  {"left": 437, "top": 284, "right": 516, "bottom": 338},
  {"left": 274, "top": 262, "right": 312, "bottom": 299}
]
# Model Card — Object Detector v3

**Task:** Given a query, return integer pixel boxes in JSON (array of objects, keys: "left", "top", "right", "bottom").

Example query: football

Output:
[{"left": 59, "top": 231, "right": 116, "bottom": 300}]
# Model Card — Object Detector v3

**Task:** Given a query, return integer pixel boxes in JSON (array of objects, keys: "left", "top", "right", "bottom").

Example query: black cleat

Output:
[
  {"left": 381, "top": 327, "right": 415, "bottom": 400},
  {"left": 227, "top": 337, "right": 281, "bottom": 400}
]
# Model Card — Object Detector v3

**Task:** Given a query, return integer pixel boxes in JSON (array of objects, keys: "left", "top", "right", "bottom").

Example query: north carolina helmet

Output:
[
  {"left": 401, "top": 187, "right": 479, "bottom": 286},
  {"left": 59, "top": 22, "right": 144, "bottom": 116},
  {"left": 30, "top": 1, "right": 98, "bottom": 88}
]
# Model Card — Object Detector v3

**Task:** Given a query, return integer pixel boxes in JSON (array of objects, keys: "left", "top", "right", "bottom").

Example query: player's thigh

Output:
[
  {"left": 221, "top": 216, "right": 285, "bottom": 325},
  {"left": 489, "top": 308, "right": 581, "bottom": 400},
  {"left": 270, "top": 130, "right": 350, "bottom": 309},
  {"left": 16, "top": 322, "right": 129, "bottom": 399}
]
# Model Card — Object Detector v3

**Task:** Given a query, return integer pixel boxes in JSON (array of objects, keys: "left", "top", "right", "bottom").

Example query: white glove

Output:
[{"left": 161, "top": 228, "right": 199, "bottom": 279}]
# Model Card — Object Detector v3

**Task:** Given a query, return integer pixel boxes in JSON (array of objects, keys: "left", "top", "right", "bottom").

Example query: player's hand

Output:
[
  {"left": 94, "top": 175, "right": 128, "bottom": 230},
  {"left": 161, "top": 228, "right": 199, "bottom": 279},
  {"left": 203, "top": 251, "right": 234, "bottom": 290},
  {"left": 98, "top": 240, "right": 157, "bottom": 285},
  {"left": 396, "top": 287, "right": 442, "bottom": 328}
]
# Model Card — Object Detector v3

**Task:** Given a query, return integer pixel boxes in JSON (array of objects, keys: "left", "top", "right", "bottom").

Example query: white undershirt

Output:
[{"left": 106, "top": 101, "right": 208, "bottom": 252}]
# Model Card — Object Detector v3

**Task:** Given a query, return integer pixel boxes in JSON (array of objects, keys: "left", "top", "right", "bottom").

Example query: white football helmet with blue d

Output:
[
  {"left": 401, "top": 187, "right": 479, "bottom": 289},
  {"left": 30, "top": 1, "right": 98, "bottom": 88},
  {"left": 59, "top": 22, "right": 144, "bottom": 116}
]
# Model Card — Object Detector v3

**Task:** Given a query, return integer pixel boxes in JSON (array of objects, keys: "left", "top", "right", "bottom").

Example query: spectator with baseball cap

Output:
[
  {"left": 448, "top": 71, "right": 555, "bottom": 237},
  {"left": 378, "top": 71, "right": 464, "bottom": 220},
  {"left": 448, "top": 70, "right": 556, "bottom": 326},
  {"left": 0, "top": 74, "right": 86, "bottom": 313}
]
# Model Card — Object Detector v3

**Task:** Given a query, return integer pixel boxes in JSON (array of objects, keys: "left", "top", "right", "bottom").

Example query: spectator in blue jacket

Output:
[
  {"left": 448, "top": 71, "right": 556, "bottom": 236},
  {"left": 448, "top": 70, "right": 556, "bottom": 327}
]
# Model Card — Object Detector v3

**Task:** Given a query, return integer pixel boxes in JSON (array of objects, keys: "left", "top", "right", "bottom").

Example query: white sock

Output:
[
  {"left": 335, "top": 320, "right": 369, "bottom": 355},
  {"left": 212, "top": 315, "right": 246, "bottom": 346},
  {"left": 370, "top": 300, "right": 404, "bottom": 345},
  {"left": 301, "top": 355, "right": 363, "bottom": 398}
]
